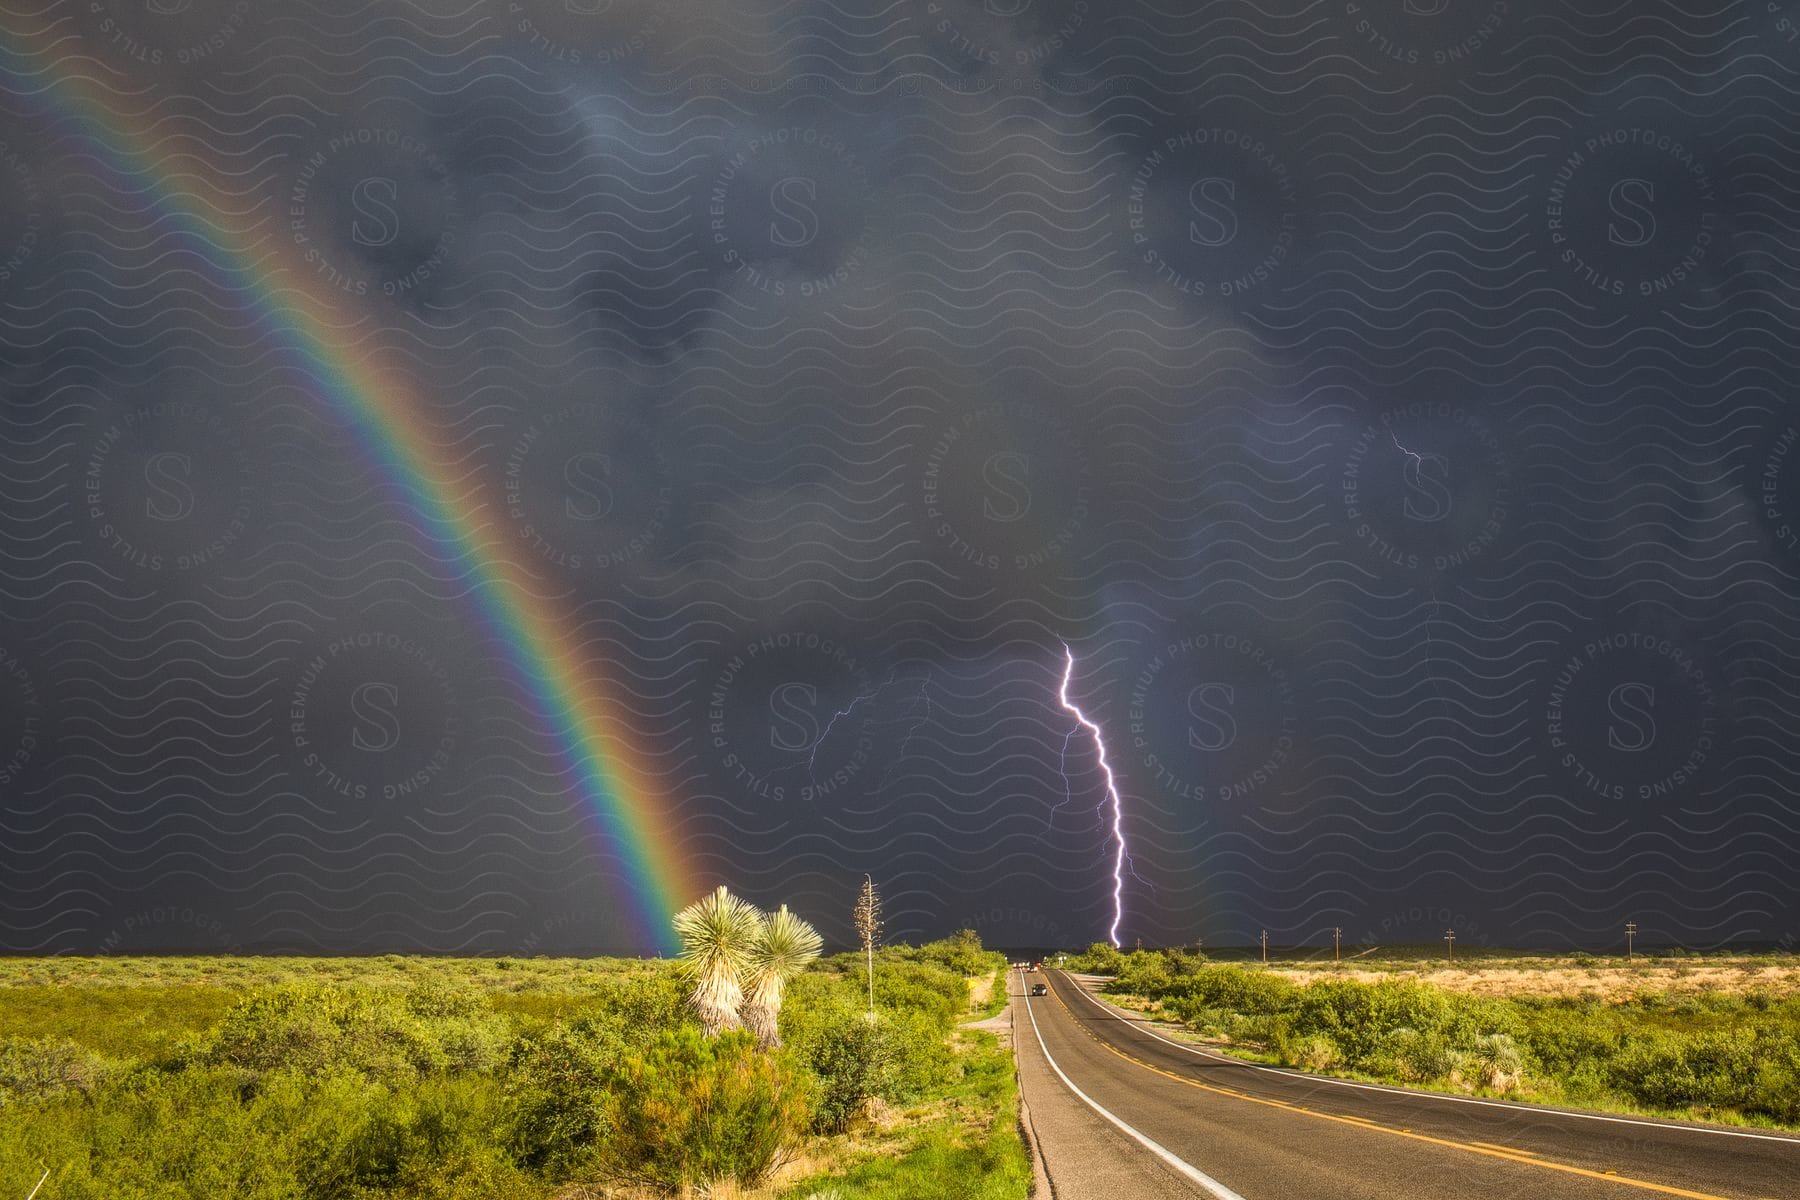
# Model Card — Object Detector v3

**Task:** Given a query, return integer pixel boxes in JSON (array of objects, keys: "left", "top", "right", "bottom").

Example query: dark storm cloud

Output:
[{"left": 1, "top": 0, "right": 1796, "bottom": 954}]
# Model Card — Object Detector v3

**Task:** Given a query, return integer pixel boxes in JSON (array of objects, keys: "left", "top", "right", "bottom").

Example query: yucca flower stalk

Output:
[
  {"left": 854, "top": 875, "right": 882, "bottom": 1020},
  {"left": 672, "top": 885, "right": 764, "bottom": 1037},
  {"left": 741, "top": 904, "right": 823, "bottom": 1048}
]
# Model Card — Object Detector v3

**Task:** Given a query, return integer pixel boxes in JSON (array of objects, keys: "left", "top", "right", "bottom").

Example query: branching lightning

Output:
[
  {"left": 804, "top": 669, "right": 933, "bottom": 795},
  {"left": 868, "top": 677, "right": 933, "bottom": 797},
  {"left": 1056, "top": 643, "right": 1129, "bottom": 948},
  {"left": 1388, "top": 430, "right": 1451, "bottom": 721},
  {"left": 1388, "top": 429, "right": 1441, "bottom": 474},
  {"left": 805, "top": 669, "right": 900, "bottom": 782},
  {"left": 1054, "top": 721, "right": 1153, "bottom": 888},
  {"left": 1054, "top": 726, "right": 1079, "bottom": 814}
]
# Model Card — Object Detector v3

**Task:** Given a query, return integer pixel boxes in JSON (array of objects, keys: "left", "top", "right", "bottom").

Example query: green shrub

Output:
[
  {"left": 790, "top": 1004, "right": 949, "bottom": 1134},
  {"left": 498, "top": 973, "right": 700, "bottom": 1178},
  {"left": 0, "top": 952, "right": 1013, "bottom": 1200},
  {"left": 1157, "top": 965, "right": 1298, "bottom": 1017},
  {"left": 884, "top": 1006, "right": 956, "bottom": 1101},
  {"left": 1111, "top": 951, "right": 1173, "bottom": 996},
  {"left": 0, "top": 1067, "right": 537, "bottom": 1200},
  {"left": 798, "top": 1011, "right": 888, "bottom": 1134},
  {"left": 403, "top": 985, "right": 509, "bottom": 1073},
  {"left": 601, "top": 1028, "right": 809, "bottom": 1190},
  {"left": 1163, "top": 946, "right": 1210, "bottom": 974},
  {"left": 1275, "top": 1032, "right": 1339, "bottom": 1072},
  {"left": 871, "top": 961, "right": 967, "bottom": 1031},
  {"left": 1514, "top": 1000, "right": 1618, "bottom": 1077},
  {"left": 578, "top": 971, "right": 688, "bottom": 1041},
  {"left": 918, "top": 930, "right": 996, "bottom": 977},
  {"left": 1076, "top": 942, "right": 1123, "bottom": 974},
  {"left": 1616, "top": 1028, "right": 1761, "bottom": 1111},
  {"left": 0, "top": 1036, "right": 110, "bottom": 1105},
  {"left": 192, "top": 983, "right": 506, "bottom": 1087},
  {"left": 778, "top": 1029, "right": 1029, "bottom": 1200},
  {"left": 1292, "top": 978, "right": 1452, "bottom": 1061},
  {"left": 1166, "top": 1000, "right": 1230, "bottom": 1036},
  {"left": 1366, "top": 1028, "right": 1457, "bottom": 1084},
  {"left": 320, "top": 1074, "right": 536, "bottom": 1200},
  {"left": 502, "top": 1017, "right": 624, "bottom": 1176}
]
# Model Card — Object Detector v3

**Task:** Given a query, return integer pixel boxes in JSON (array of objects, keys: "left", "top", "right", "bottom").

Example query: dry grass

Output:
[
  {"left": 1259, "top": 955, "right": 1800, "bottom": 1002},
  {"left": 552, "top": 1149, "right": 831, "bottom": 1200}
]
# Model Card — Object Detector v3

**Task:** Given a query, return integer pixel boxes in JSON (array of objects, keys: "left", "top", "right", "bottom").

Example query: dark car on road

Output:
[{"left": 1030, "top": 982, "right": 1047, "bottom": 996}]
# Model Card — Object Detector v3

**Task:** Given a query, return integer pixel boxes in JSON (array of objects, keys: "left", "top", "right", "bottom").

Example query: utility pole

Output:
[
  {"left": 1260, "top": 929, "right": 1269, "bottom": 964},
  {"left": 1333, "top": 926, "right": 1341, "bottom": 963},
  {"left": 1444, "top": 928, "right": 1455, "bottom": 965},
  {"left": 1626, "top": 921, "right": 1637, "bottom": 961}
]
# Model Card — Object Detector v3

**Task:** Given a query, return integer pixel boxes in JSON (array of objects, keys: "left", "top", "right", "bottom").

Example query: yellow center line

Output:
[{"left": 1041, "top": 979, "right": 1733, "bottom": 1200}]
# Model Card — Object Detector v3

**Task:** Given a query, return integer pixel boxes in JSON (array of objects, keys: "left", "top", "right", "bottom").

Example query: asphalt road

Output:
[{"left": 1010, "top": 968, "right": 1800, "bottom": 1200}]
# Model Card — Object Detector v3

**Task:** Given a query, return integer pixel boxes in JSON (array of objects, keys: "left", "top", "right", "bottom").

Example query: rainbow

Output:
[{"left": 1, "top": 29, "right": 697, "bottom": 952}]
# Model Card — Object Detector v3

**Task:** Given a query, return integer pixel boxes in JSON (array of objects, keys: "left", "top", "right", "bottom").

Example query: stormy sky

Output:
[{"left": 2, "top": 0, "right": 1798, "bottom": 954}]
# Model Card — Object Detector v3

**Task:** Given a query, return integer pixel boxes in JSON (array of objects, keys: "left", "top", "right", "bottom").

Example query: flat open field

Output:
[
  {"left": 1231, "top": 947, "right": 1800, "bottom": 1001},
  {"left": 0, "top": 955, "right": 671, "bottom": 1059},
  {"left": 0, "top": 947, "right": 1028, "bottom": 1200}
]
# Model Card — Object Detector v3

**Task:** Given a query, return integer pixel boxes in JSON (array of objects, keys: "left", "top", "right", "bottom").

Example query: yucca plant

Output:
[
  {"left": 672, "top": 885, "right": 764, "bottom": 1037},
  {"left": 854, "top": 876, "right": 882, "bottom": 1020},
  {"left": 741, "top": 904, "right": 823, "bottom": 1048}
]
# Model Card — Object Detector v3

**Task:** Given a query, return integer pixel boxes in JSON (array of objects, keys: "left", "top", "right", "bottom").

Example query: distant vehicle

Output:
[{"left": 1030, "top": 983, "right": 1047, "bottom": 996}]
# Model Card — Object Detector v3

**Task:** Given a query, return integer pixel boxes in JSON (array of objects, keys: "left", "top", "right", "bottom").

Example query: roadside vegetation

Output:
[
  {"left": 0, "top": 899, "right": 1030, "bottom": 1199},
  {"left": 1067, "top": 943, "right": 1800, "bottom": 1131}
]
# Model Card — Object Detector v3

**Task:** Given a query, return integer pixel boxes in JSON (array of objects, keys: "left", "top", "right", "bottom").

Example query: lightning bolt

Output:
[
  {"left": 1389, "top": 429, "right": 1440, "bottom": 473},
  {"left": 1054, "top": 721, "right": 1155, "bottom": 890},
  {"left": 804, "top": 668, "right": 933, "bottom": 792},
  {"left": 867, "top": 676, "right": 933, "bottom": 798},
  {"left": 804, "top": 672, "right": 894, "bottom": 781},
  {"left": 1056, "top": 643, "right": 1129, "bottom": 948},
  {"left": 1389, "top": 430, "right": 1453, "bottom": 722}
]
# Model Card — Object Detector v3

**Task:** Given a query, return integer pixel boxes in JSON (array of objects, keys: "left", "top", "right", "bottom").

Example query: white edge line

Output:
[
  {"left": 1056, "top": 971, "right": 1800, "bottom": 1147},
  {"left": 1018, "top": 971, "right": 1250, "bottom": 1200}
]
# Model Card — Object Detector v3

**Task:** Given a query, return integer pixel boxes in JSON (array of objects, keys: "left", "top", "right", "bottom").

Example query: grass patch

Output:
[
  {"left": 971, "top": 964, "right": 1010, "bottom": 1021},
  {"left": 777, "top": 1030, "right": 1030, "bottom": 1200},
  {"left": 0, "top": 943, "right": 1024, "bottom": 1198},
  {"left": 0, "top": 984, "right": 242, "bottom": 1060}
]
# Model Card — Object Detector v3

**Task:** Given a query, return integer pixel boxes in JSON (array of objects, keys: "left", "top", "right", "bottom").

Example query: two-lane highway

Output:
[{"left": 1011, "top": 968, "right": 1800, "bottom": 1199}]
